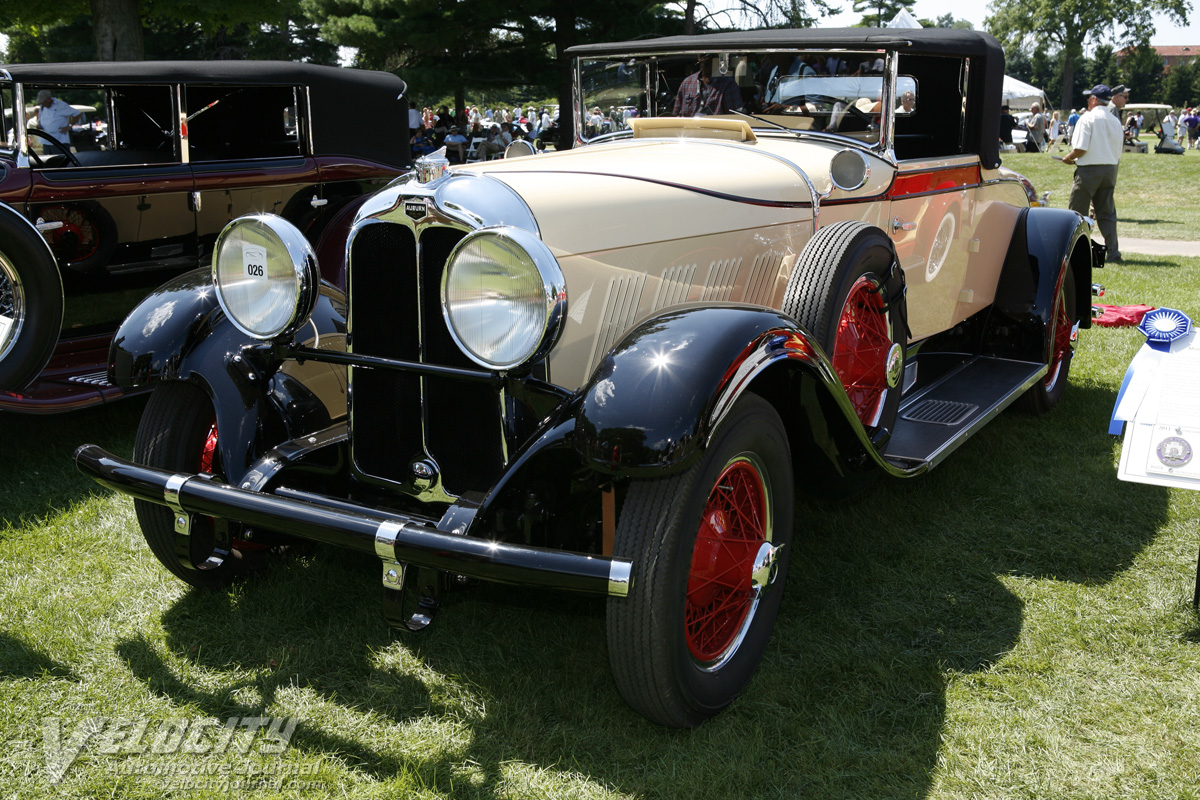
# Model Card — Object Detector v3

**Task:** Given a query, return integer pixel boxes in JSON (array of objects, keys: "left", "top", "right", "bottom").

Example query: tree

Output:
[
  {"left": 986, "top": 0, "right": 1189, "bottom": 113},
  {"left": 932, "top": 13, "right": 974, "bottom": 29},
  {"left": 678, "top": 0, "right": 839, "bottom": 32},
  {"left": 1090, "top": 44, "right": 1120, "bottom": 87},
  {"left": 0, "top": 0, "right": 320, "bottom": 60},
  {"left": 1163, "top": 58, "right": 1199, "bottom": 108},
  {"left": 850, "top": 0, "right": 906, "bottom": 28},
  {"left": 1119, "top": 43, "right": 1165, "bottom": 102}
]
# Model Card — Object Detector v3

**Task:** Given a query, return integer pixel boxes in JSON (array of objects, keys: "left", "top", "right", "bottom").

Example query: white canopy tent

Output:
[
  {"left": 887, "top": 9, "right": 923, "bottom": 28},
  {"left": 1003, "top": 75, "right": 1048, "bottom": 110}
]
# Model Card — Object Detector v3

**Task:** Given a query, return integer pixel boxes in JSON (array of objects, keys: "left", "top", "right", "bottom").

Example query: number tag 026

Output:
[{"left": 242, "top": 244, "right": 268, "bottom": 279}]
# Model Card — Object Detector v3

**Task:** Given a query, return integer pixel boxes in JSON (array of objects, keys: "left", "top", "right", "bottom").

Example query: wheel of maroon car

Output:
[
  {"left": 1017, "top": 266, "right": 1077, "bottom": 414},
  {"left": 133, "top": 382, "right": 278, "bottom": 589},
  {"left": 34, "top": 201, "right": 117, "bottom": 274},
  {"left": 784, "top": 220, "right": 907, "bottom": 437},
  {"left": 0, "top": 205, "right": 64, "bottom": 391},
  {"left": 607, "top": 393, "right": 793, "bottom": 727}
]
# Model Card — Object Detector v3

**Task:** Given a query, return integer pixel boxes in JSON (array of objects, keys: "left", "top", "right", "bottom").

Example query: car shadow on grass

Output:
[
  {"left": 116, "top": 384, "right": 1167, "bottom": 799},
  {"left": 0, "top": 632, "right": 78, "bottom": 681},
  {"left": 0, "top": 396, "right": 146, "bottom": 529}
]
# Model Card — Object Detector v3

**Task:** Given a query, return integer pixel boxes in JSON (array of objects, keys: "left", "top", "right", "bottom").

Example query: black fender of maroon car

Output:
[{"left": 109, "top": 267, "right": 349, "bottom": 482}]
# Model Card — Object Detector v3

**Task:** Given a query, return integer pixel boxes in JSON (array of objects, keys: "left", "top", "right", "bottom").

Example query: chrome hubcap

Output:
[
  {"left": 0, "top": 253, "right": 24, "bottom": 360},
  {"left": 885, "top": 342, "right": 904, "bottom": 389}
]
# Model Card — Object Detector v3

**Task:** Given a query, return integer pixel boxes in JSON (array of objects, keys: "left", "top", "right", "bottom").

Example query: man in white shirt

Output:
[
  {"left": 29, "top": 90, "right": 82, "bottom": 145},
  {"left": 1062, "top": 84, "right": 1125, "bottom": 262}
]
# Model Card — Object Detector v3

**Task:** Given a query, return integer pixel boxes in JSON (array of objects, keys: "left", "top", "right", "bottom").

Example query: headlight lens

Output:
[
  {"left": 212, "top": 214, "right": 319, "bottom": 340},
  {"left": 442, "top": 227, "right": 566, "bottom": 370}
]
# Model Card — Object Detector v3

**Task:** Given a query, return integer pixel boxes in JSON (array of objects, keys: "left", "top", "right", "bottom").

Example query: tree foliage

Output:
[
  {"left": 1163, "top": 58, "right": 1200, "bottom": 108},
  {"left": 849, "top": 0, "right": 906, "bottom": 28},
  {"left": 985, "top": 0, "right": 1190, "bottom": 112},
  {"left": 0, "top": 0, "right": 326, "bottom": 60},
  {"left": 1119, "top": 43, "right": 1166, "bottom": 103},
  {"left": 932, "top": 13, "right": 974, "bottom": 29}
]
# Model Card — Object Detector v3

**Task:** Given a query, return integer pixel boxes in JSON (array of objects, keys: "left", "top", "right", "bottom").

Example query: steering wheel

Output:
[
  {"left": 26, "top": 129, "right": 82, "bottom": 167},
  {"left": 803, "top": 94, "right": 876, "bottom": 128}
]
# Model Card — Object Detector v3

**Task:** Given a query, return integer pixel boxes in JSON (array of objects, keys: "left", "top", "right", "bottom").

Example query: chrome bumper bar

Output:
[{"left": 74, "top": 444, "right": 632, "bottom": 597}]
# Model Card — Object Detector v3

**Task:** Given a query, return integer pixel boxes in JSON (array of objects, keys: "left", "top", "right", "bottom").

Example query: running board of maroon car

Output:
[{"left": 73, "top": 445, "right": 633, "bottom": 602}]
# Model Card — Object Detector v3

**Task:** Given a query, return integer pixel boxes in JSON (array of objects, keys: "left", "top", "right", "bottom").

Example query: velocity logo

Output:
[{"left": 42, "top": 716, "right": 299, "bottom": 784}]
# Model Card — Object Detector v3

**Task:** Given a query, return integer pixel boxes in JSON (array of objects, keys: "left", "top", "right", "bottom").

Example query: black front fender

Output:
[
  {"left": 571, "top": 305, "right": 853, "bottom": 477},
  {"left": 110, "top": 269, "right": 349, "bottom": 483}
]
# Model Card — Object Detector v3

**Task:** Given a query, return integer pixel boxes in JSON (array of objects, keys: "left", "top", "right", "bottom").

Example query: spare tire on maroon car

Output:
[{"left": 0, "top": 204, "right": 64, "bottom": 391}]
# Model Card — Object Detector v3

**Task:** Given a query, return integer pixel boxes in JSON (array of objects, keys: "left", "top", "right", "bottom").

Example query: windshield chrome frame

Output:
[{"left": 574, "top": 46, "right": 897, "bottom": 155}]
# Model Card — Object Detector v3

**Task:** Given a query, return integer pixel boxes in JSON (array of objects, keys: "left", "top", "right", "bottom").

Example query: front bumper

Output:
[{"left": 74, "top": 444, "right": 632, "bottom": 597}]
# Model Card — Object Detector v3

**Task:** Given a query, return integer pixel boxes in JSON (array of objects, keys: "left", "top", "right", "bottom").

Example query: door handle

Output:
[
  {"left": 892, "top": 217, "right": 916, "bottom": 233},
  {"left": 190, "top": 191, "right": 202, "bottom": 212},
  {"left": 310, "top": 195, "right": 328, "bottom": 209}
]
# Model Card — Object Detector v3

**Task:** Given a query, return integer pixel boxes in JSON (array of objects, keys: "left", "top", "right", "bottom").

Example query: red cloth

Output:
[{"left": 1092, "top": 304, "right": 1155, "bottom": 327}]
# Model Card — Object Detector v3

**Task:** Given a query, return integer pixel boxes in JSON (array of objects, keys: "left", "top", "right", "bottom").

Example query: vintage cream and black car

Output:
[{"left": 77, "top": 29, "right": 1100, "bottom": 728}]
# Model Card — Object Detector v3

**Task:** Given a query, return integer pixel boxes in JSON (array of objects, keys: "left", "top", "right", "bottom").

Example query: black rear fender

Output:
[{"left": 985, "top": 207, "right": 1093, "bottom": 361}]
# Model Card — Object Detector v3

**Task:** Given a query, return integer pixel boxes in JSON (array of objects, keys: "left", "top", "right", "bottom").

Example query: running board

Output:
[{"left": 883, "top": 356, "right": 1045, "bottom": 469}]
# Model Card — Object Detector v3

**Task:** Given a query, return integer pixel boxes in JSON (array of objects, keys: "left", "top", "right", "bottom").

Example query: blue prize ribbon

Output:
[{"left": 1138, "top": 308, "right": 1192, "bottom": 352}]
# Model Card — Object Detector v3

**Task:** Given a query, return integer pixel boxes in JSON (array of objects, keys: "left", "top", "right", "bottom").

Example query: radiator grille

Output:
[{"left": 347, "top": 221, "right": 504, "bottom": 496}]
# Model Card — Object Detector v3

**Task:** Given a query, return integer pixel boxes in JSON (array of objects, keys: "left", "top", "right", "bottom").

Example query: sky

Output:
[{"left": 813, "top": 0, "right": 1200, "bottom": 47}]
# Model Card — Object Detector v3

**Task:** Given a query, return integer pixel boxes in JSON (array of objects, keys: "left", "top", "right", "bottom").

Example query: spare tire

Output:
[
  {"left": 0, "top": 204, "right": 64, "bottom": 391},
  {"left": 34, "top": 200, "right": 118, "bottom": 274}
]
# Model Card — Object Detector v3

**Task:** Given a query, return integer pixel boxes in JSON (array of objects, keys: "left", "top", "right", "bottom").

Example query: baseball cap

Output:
[
  {"left": 1111, "top": 84, "right": 1129, "bottom": 96},
  {"left": 1087, "top": 84, "right": 1113, "bottom": 103}
]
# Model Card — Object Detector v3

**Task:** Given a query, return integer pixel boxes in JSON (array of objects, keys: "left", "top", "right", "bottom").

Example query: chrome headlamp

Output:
[
  {"left": 441, "top": 226, "right": 566, "bottom": 371},
  {"left": 212, "top": 214, "right": 319, "bottom": 340}
]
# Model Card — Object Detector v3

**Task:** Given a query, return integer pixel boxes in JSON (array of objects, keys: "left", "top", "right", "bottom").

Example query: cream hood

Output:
[{"left": 457, "top": 138, "right": 823, "bottom": 256}]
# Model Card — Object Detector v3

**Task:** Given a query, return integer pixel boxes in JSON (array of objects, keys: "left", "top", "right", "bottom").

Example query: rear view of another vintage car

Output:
[{"left": 77, "top": 28, "right": 1097, "bottom": 728}]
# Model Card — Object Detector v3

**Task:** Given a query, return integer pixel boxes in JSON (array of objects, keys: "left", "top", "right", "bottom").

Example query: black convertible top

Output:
[
  {"left": 568, "top": 28, "right": 1005, "bottom": 168},
  {"left": 0, "top": 61, "right": 410, "bottom": 168}
]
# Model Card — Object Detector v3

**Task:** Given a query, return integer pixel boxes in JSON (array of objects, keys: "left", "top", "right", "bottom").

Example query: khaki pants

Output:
[{"left": 1067, "top": 163, "right": 1119, "bottom": 259}]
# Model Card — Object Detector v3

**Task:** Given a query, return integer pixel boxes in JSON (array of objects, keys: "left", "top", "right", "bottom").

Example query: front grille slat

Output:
[
  {"left": 348, "top": 220, "right": 506, "bottom": 498},
  {"left": 418, "top": 228, "right": 504, "bottom": 496}
]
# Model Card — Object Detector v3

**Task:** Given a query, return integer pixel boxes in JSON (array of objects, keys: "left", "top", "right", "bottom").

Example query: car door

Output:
[
  {"left": 887, "top": 56, "right": 978, "bottom": 341},
  {"left": 24, "top": 82, "right": 199, "bottom": 339},
  {"left": 186, "top": 84, "right": 322, "bottom": 266}
]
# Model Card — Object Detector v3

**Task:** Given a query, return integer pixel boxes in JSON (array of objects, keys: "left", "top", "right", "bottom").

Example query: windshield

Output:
[{"left": 577, "top": 50, "right": 917, "bottom": 147}]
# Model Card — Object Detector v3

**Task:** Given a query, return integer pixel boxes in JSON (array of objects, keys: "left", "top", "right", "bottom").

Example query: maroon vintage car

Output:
[{"left": 0, "top": 61, "right": 409, "bottom": 411}]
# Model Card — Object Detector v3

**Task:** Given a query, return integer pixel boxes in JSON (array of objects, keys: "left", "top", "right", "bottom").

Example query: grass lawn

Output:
[
  {"left": 4, "top": 271, "right": 1200, "bottom": 794},
  {"left": 1001, "top": 147, "right": 1200, "bottom": 242}
]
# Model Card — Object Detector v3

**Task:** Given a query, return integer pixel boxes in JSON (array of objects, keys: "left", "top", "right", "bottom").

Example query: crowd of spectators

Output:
[{"left": 407, "top": 101, "right": 561, "bottom": 162}]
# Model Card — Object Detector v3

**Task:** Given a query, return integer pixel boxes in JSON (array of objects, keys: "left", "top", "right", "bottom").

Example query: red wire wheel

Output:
[
  {"left": 685, "top": 457, "right": 768, "bottom": 665},
  {"left": 199, "top": 419, "right": 219, "bottom": 474},
  {"left": 831, "top": 275, "right": 892, "bottom": 428},
  {"left": 1044, "top": 279, "right": 1073, "bottom": 391},
  {"left": 197, "top": 417, "right": 268, "bottom": 553},
  {"left": 39, "top": 206, "right": 101, "bottom": 263}
]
